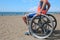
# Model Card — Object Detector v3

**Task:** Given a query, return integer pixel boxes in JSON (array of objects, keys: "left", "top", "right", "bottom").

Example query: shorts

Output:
[
  {"left": 25, "top": 13, "right": 36, "bottom": 18},
  {"left": 25, "top": 10, "right": 46, "bottom": 18}
]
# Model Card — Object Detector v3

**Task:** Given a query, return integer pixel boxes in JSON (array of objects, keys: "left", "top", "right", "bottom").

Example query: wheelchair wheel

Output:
[
  {"left": 29, "top": 14, "right": 54, "bottom": 39},
  {"left": 46, "top": 14, "right": 57, "bottom": 30}
]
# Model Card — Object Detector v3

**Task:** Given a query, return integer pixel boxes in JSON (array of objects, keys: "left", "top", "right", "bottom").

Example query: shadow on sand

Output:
[{"left": 45, "top": 30, "right": 60, "bottom": 40}]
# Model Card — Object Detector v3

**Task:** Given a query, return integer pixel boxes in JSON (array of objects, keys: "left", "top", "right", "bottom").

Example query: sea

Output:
[
  {"left": 0, "top": 12, "right": 60, "bottom": 16},
  {"left": 0, "top": 12, "right": 25, "bottom": 16}
]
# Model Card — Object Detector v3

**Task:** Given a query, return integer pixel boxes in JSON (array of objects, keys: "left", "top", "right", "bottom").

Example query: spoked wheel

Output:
[
  {"left": 29, "top": 14, "right": 54, "bottom": 39},
  {"left": 46, "top": 14, "right": 57, "bottom": 30}
]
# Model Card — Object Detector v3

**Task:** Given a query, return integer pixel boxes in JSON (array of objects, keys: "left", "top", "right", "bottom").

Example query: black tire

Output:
[
  {"left": 46, "top": 14, "right": 57, "bottom": 30},
  {"left": 29, "top": 14, "right": 54, "bottom": 39}
]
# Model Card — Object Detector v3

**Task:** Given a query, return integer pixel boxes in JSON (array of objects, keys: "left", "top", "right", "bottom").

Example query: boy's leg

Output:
[
  {"left": 22, "top": 13, "right": 36, "bottom": 35},
  {"left": 22, "top": 16, "right": 27, "bottom": 24},
  {"left": 22, "top": 13, "right": 36, "bottom": 24},
  {"left": 22, "top": 15, "right": 30, "bottom": 35},
  {"left": 22, "top": 13, "right": 30, "bottom": 25}
]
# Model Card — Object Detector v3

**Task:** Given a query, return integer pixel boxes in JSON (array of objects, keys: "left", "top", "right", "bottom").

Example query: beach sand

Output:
[{"left": 0, "top": 14, "right": 60, "bottom": 40}]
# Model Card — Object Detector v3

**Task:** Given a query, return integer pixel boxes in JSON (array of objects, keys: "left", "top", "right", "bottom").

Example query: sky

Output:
[{"left": 0, "top": 0, "right": 60, "bottom": 12}]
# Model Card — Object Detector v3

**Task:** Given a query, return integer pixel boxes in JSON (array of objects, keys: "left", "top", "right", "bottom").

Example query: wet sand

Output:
[{"left": 0, "top": 14, "right": 60, "bottom": 40}]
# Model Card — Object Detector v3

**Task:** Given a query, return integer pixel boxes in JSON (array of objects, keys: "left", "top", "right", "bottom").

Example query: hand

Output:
[{"left": 36, "top": 12, "right": 41, "bottom": 16}]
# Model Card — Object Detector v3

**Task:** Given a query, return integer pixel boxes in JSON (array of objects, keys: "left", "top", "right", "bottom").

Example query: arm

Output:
[
  {"left": 37, "top": 0, "right": 46, "bottom": 15},
  {"left": 46, "top": 2, "right": 51, "bottom": 12},
  {"left": 40, "top": 0, "right": 46, "bottom": 12}
]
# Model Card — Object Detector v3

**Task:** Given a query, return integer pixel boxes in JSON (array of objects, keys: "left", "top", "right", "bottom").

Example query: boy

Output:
[{"left": 22, "top": 0, "right": 50, "bottom": 35}]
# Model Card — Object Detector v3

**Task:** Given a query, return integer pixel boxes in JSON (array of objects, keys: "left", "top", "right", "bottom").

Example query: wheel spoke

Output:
[{"left": 33, "top": 21, "right": 39, "bottom": 25}]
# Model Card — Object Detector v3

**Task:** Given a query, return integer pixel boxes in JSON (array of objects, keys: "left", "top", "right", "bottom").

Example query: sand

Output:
[{"left": 0, "top": 14, "right": 60, "bottom": 40}]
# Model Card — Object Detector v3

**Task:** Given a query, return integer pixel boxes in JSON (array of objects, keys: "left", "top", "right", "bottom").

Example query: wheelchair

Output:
[{"left": 26, "top": 13, "right": 57, "bottom": 39}]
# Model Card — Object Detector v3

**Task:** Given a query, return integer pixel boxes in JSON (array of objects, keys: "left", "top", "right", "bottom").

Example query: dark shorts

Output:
[
  {"left": 27, "top": 13, "right": 36, "bottom": 18},
  {"left": 26, "top": 10, "right": 46, "bottom": 18}
]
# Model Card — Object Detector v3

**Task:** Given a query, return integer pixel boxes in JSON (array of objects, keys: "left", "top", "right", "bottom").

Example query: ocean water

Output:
[
  {"left": 0, "top": 12, "right": 60, "bottom": 16},
  {"left": 0, "top": 12, "right": 25, "bottom": 16}
]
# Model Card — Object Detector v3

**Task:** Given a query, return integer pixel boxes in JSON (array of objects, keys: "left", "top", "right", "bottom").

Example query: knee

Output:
[{"left": 22, "top": 16, "right": 26, "bottom": 20}]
